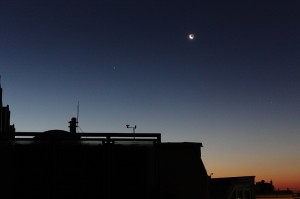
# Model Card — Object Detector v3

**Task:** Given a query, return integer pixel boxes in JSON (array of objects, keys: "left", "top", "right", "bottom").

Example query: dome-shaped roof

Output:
[{"left": 33, "top": 129, "right": 79, "bottom": 140}]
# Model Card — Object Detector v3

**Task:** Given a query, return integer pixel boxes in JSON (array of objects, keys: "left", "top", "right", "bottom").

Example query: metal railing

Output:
[{"left": 12, "top": 132, "right": 161, "bottom": 143}]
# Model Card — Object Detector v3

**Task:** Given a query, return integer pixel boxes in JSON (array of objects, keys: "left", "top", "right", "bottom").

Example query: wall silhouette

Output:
[
  {"left": 160, "top": 143, "right": 209, "bottom": 199},
  {"left": 0, "top": 132, "right": 209, "bottom": 199}
]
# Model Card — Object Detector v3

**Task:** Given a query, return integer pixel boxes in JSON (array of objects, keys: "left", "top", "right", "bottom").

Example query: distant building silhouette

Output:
[
  {"left": 255, "top": 180, "right": 294, "bottom": 196},
  {"left": 0, "top": 82, "right": 15, "bottom": 135},
  {"left": 255, "top": 180, "right": 275, "bottom": 194}
]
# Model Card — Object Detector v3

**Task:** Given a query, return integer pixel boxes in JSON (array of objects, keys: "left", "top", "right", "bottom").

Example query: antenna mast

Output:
[{"left": 77, "top": 101, "right": 79, "bottom": 133}]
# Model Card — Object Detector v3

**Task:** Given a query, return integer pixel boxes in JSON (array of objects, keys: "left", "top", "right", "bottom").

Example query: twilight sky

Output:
[{"left": 1, "top": 0, "right": 300, "bottom": 191}]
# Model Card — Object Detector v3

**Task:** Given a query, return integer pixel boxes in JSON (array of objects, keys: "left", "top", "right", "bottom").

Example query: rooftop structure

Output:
[
  {"left": 1, "top": 129, "right": 209, "bottom": 199},
  {"left": 210, "top": 176, "right": 256, "bottom": 199}
]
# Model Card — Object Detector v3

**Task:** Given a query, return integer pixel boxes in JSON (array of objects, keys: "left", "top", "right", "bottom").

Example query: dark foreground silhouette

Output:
[
  {"left": 0, "top": 81, "right": 210, "bottom": 199},
  {"left": 0, "top": 84, "right": 255, "bottom": 199},
  {"left": 0, "top": 131, "right": 209, "bottom": 199}
]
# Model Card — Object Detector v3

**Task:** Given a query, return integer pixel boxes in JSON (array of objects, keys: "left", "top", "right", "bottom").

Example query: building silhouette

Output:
[
  {"left": 0, "top": 82, "right": 15, "bottom": 135},
  {"left": 255, "top": 180, "right": 275, "bottom": 194},
  {"left": 210, "top": 176, "right": 255, "bottom": 199},
  {"left": 0, "top": 84, "right": 255, "bottom": 199}
]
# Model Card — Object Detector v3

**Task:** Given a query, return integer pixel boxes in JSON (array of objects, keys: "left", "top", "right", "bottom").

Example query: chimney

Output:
[{"left": 68, "top": 117, "right": 77, "bottom": 134}]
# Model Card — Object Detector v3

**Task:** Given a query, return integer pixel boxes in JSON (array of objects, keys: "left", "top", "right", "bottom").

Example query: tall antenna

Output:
[
  {"left": 0, "top": 75, "right": 2, "bottom": 106},
  {"left": 77, "top": 101, "right": 79, "bottom": 133}
]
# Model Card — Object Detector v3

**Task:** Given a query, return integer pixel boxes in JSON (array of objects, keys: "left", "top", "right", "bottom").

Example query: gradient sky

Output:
[{"left": 1, "top": 0, "right": 300, "bottom": 191}]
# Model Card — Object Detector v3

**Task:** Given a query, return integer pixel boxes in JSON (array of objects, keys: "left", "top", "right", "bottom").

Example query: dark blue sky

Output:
[{"left": 1, "top": 0, "right": 300, "bottom": 190}]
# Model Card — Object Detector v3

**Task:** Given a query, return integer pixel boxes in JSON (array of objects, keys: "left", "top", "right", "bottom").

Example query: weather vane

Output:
[{"left": 126, "top": 124, "right": 137, "bottom": 139}]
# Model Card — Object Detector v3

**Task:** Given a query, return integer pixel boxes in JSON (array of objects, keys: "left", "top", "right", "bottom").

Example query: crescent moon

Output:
[{"left": 188, "top": 34, "right": 195, "bottom": 40}]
